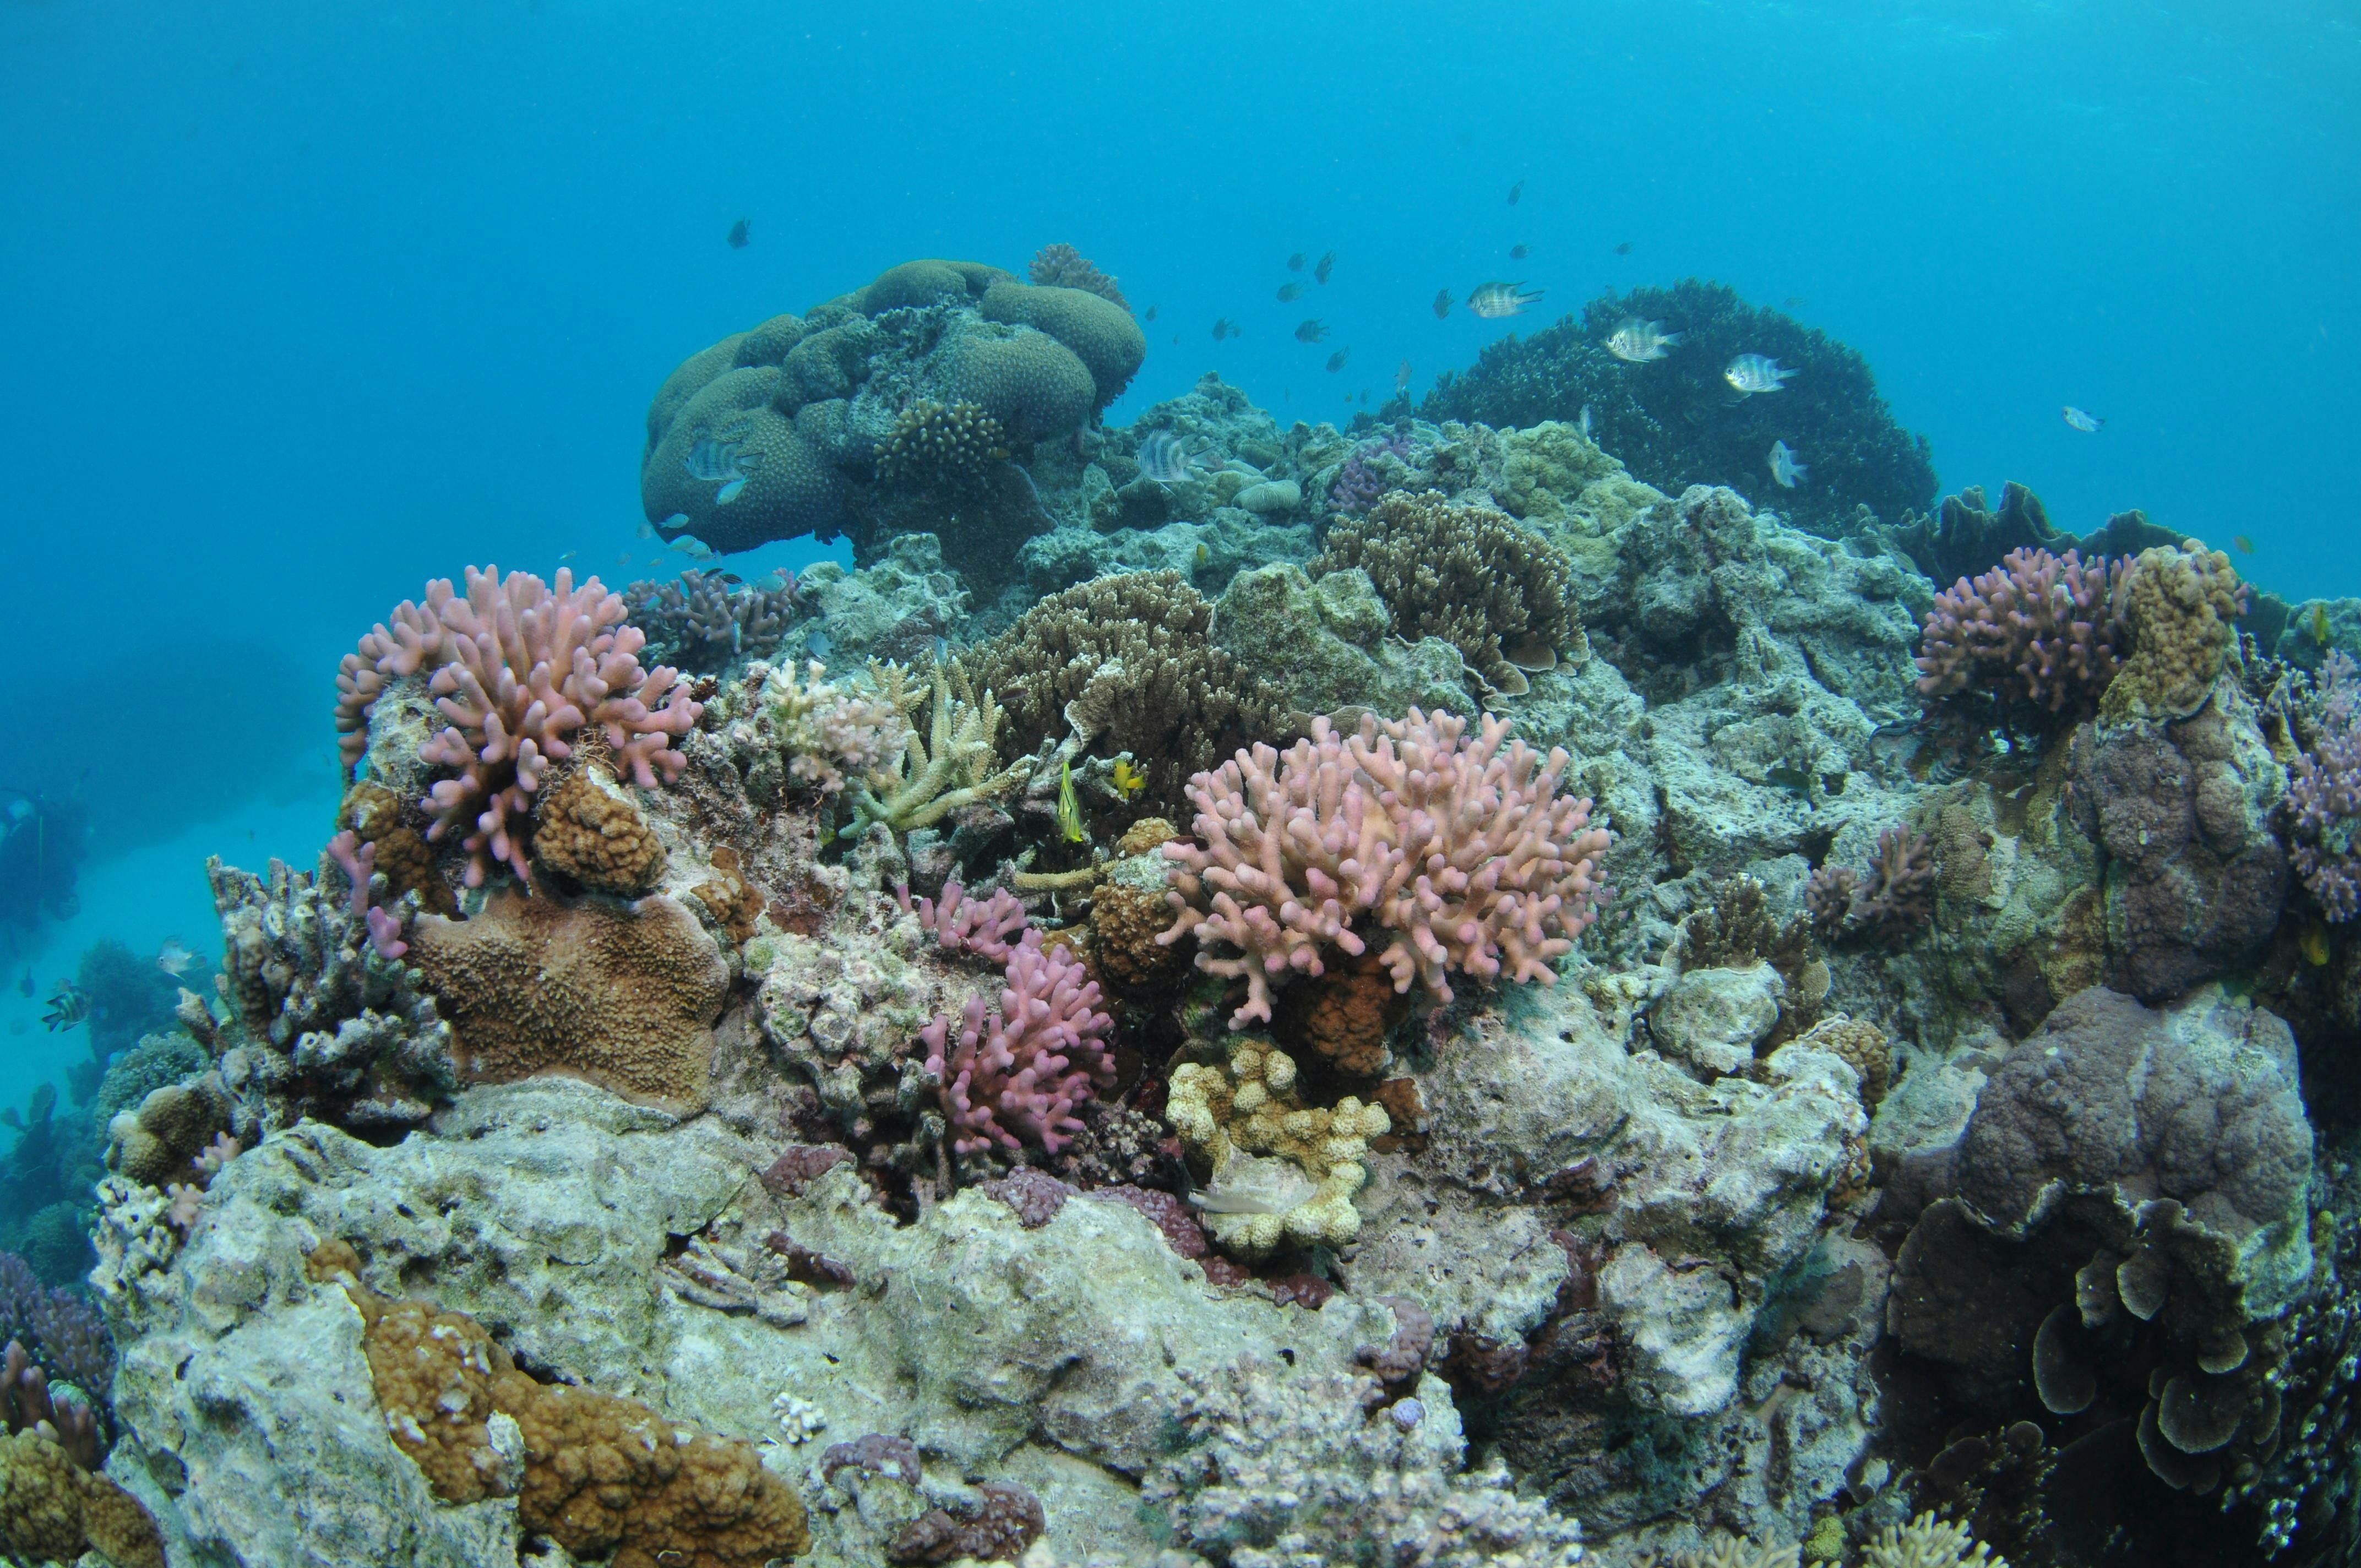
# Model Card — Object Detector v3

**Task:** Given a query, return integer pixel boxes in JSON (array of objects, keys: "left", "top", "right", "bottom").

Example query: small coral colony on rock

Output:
[{"left": 9, "top": 243, "right": 2361, "bottom": 1568}]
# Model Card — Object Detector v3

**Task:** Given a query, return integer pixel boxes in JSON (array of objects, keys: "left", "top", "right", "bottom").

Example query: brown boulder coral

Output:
[
  {"left": 409, "top": 892, "right": 728, "bottom": 1110},
  {"left": 532, "top": 767, "right": 667, "bottom": 895},
  {"left": 2101, "top": 542, "right": 2250, "bottom": 724},
  {"left": 0, "top": 1429, "right": 164, "bottom": 1568},
  {"left": 1308, "top": 488, "right": 1581, "bottom": 696}
]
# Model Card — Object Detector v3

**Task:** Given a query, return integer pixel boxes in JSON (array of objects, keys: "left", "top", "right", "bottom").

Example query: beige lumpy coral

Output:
[
  {"left": 409, "top": 892, "right": 728, "bottom": 1109},
  {"left": 1309, "top": 488, "right": 1582, "bottom": 694},
  {"left": 1166, "top": 1038, "right": 1389, "bottom": 1256},
  {"left": 532, "top": 767, "right": 667, "bottom": 895},
  {"left": 2101, "top": 542, "right": 2249, "bottom": 723},
  {"left": 0, "top": 1430, "right": 165, "bottom": 1568}
]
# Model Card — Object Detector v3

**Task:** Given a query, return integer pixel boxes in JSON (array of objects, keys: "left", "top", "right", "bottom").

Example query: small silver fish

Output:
[
  {"left": 806, "top": 629, "right": 833, "bottom": 660},
  {"left": 1725, "top": 353, "right": 1796, "bottom": 394},
  {"left": 1467, "top": 281, "right": 1542, "bottom": 319},
  {"left": 1294, "top": 318, "right": 1329, "bottom": 343},
  {"left": 1508, "top": 179, "right": 1525, "bottom": 204},
  {"left": 670, "top": 535, "right": 717, "bottom": 560},
  {"left": 1577, "top": 404, "right": 1593, "bottom": 440},
  {"left": 1395, "top": 359, "right": 1412, "bottom": 393},
  {"left": 1136, "top": 430, "right": 1212, "bottom": 485},
  {"left": 155, "top": 939, "right": 196, "bottom": 977},
  {"left": 1606, "top": 317, "right": 1683, "bottom": 362},
  {"left": 1432, "top": 288, "right": 1452, "bottom": 319},
  {"left": 1769, "top": 440, "right": 1809, "bottom": 488},
  {"left": 636, "top": 519, "right": 657, "bottom": 540},
  {"left": 558, "top": 549, "right": 576, "bottom": 562},
  {"left": 2063, "top": 406, "right": 2106, "bottom": 432}
]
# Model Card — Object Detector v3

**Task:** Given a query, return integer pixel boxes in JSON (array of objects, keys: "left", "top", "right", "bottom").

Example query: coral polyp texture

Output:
[
  {"left": 2287, "top": 651, "right": 2361, "bottom": 918},
  {"left": 1161, "top": 708, "right": 1612, "bottom": 1027},
  {"left": 1026, "top": 242, "right": 1129, "bottom": 311},
  {"left": 921, "top": 929, "right": 1113, "bottom": 1157},
  {"left": 336, "top": 566, "right": 700, "bottom": 884}
]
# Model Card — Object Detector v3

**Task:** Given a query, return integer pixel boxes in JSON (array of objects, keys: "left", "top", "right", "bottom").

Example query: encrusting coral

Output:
[
  {"left": 1308, "top": 488, "right": 1582, "bottom": 696},
  {"left": 2286, "top": 650, "right": 2360, "bottom": 919},
  {"left": 1160, "top": 709, "right": 1612, "bottom": 1028},
  {"left": 335, "top": 567, "right": 702, "bottom": 885},
  {"left": 921, "top": 929, "right": 1113, "bottom": 1158},
  {"left": 957, "top": 569, "right": 1301, "bottom": 823},
  {"left": 407, "top": 891, "right": 729, "bottom": 1110},
  {"left": 313, "top": 1243, "right": 809, "bottom": 1568}
]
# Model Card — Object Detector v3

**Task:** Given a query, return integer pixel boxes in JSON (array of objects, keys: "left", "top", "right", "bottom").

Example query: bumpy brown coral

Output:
[
  {"left": 106, "top": 1075, "right": 231, "bottom": 1188},
  {"left": 0, "top": 1430, "right": 164, "bottom": 1568},
  {"left": 534, "top": 767, "right": 667, "bottom": 895},
  {"left": 2102, "top": 543, "right": 2250, "bottom": 723},
  {"left": 341, "top": 781, "right": 457, "bottom": 916},
  {"left": 1272, "top": 952, "right": 1405, "bottom": 1077},
  {"left": 1791, "top": 1014, "right": 1890, "bottom": 1106},
  {"left": 1088, "top": 878, "right": 1187, "bottom": 993},
  {"left": 874, "top": 398, "right": 1007, "bottom": 492},
  {"left": 328, "top": 1250, "right": 809, "bottom": 1568},
  {"left": 409, "top": 892, "right": 729, "bottom": 1109},
  {"left": 1308, "top": 489, "right": 1581, "bottom": 696},
  {"left": 1026, "top": 242, "right": 1129, "bottom": 311},
  {"left": 956, "top": 571, "right": 1300, "bottom": 821}
]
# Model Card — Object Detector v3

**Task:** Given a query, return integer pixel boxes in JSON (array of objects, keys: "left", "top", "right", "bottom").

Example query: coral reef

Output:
[
  {"left": 1914, "top": 547, "right": 2123, "bottom": 723},
  {"left": 1308, "top": 488, "right": 1583, "bottom": 695},
  {"left": 846, "top": 664, "right": 1025, "bottom": 839},
  {"left": 0, "top": 1251, "right": 112, "bottom": 1400},
  {"left": 1805, "top": 824, "right": 1935, "bottom": 948},
  {"left": 1161, "top": 709, "right": 1612, "bottom": 1027},
  {"left": 958, "top": 570, "right": 1301, "bottom": 822},
  {"left": 624, "top": 568, "right": 801, "bottom": 673},
  {"left": 0, "top": 1429, "right": 164, "bottom": 1568},
  {"left": 1165, "top": 1038, "right": 1390, "bottom": 1255},
  {"left": 1026, "top": 243, "right": 1128, "bottom": 311},
  {"left": 2101, "top": 542, "right": 2251, "bottom": 724},
  {"left": 873, "top": 398, "right": 1008, "bottom": 492},
  {"left": 1421, "top": 279, "right": 1936, "bottom": 533},
  {"left": 532, "top": 764, "right": 668, "bottom": 894}
]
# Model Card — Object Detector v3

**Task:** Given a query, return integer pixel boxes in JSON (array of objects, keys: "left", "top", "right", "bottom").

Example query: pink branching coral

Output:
[
  {"left": 897, "top": 881, "right": 1028, "bottom": 963},
  {"left": 2288, "top": 651, "right": 2361, "bottom": 922},
  {"left": 1027, "top": 243, "right": 1129, "bottom": 312},
  {"left": 325, "top": 830, "right": 409, "bottom": 960},
  {"left": 1916, "top": 547, "right": 2124, "bottom": 712},
  {"left": 921, "top": 930, "right": 1114, "bottom": 1158},
  {"left": 335, "top": 568, "right": 701, "bottom": 885},
  {"left": 1160, "top": 709, "right": 1613, "bottom": 1028}
]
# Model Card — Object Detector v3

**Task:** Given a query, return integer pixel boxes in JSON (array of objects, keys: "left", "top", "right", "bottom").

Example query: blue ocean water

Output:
[{"left": 0, "top": 0, "right": 2353, "bottom": 1115}]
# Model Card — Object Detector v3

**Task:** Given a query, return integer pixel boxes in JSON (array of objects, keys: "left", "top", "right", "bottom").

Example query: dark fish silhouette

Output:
[
  {"left": 14, "top": 969, "right": 28, "bottom": 999},
  {"left": 1211, "top": 318, "right": 1238, "bottom": 340},
  {"left": 1287, "top": 252, "right": 1307, "bottom": 271},
  {"left": 1326, "top": 347, "right": 1350, "bottom": 372},
  {"left": 1295, "top": 319, "right": 1329, "bottom": 343},
  {"left": 1508, "top": 180, "right": 1525, "bottom": 204},
  {"left": 1509, "top": 243, "right": 1530, "bottom": 259},
  {"left": 726, "top": 218, "right": 750, "bottom": 249},
  {"left": 1432, "top": 288, "right": 1452, "bottom": 319},
  {"left": 1614, "top": 240, "right": 1633, "bottom": 255},
  {"left": 1314, "top": 251, "right": 1336, "bottom": 284},
  {"left": 1144, "top": 304, "right": 1158, "bottom": 322},
  {"left": 1276, "top": 281, "right": 1306, "bottom": 302}
]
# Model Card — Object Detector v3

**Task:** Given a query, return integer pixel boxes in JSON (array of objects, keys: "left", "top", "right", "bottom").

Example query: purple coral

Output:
[
  {"left": 2288, "top": 651, "right": 2361, "bottom": 921},
  {"left": 336, "top": 567, "right": 702, "bottom": 885},
  {"left": 1806, "top": 825, "right": 1935, "bottom": 947},
  {"left": 325, "top": 830, "right": 409, "bottom": 960},
  {"left": 1916, "top": 547, "right": 2124, "bottom": 712},
  {"left": 1329, "top": 431, "right": 1412, "bottom": 515},
  {"left": 896, "top": 881, "right": 1029, "bottom": 964},
  {"left": 921, "top": 930, "right": 1114, "bottom": 1158},
  {"left": 0, "top": 1252, "right": 112, "bottom": 1398}
]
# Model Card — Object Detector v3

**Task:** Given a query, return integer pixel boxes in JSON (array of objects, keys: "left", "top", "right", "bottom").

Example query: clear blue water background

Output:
[{"left": 1, "top": 0, "right": 2354, "bottom": 1110}]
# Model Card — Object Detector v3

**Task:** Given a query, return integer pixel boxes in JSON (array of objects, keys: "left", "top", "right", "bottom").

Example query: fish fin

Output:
[
  {"left": 1662, "top": 331, "right": 1685, "bottom": 345},
  {"left": 716, "top": 478, "right": 747, "bottom": 504}
]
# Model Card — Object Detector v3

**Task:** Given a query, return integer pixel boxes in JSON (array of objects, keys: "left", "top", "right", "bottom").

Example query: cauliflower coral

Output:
[{"left": 1160, "top": 709, "right": 1612, "bottom": 1028}]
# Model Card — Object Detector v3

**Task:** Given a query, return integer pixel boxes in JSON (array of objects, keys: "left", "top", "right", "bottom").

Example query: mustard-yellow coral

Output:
[
  {"left": 1166, "top": 1038, "right": 1389, "bottom": 1256},
  {"left": 534, "top": 767, "right": 668, "bottom": 895},
  {"left": 0, "top": 1430, "right": 165, "bottom": 1568},
  {"left": 2101, "top": 543, "right": 2249, "bottom": 723}
]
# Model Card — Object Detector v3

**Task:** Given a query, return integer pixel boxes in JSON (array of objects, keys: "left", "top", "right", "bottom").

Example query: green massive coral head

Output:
[{"left": 641, "top": 257, "right": 1140, "bottom": 557}]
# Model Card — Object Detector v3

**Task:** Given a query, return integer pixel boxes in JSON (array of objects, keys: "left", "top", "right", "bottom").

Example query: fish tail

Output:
[
  {"left": 716, "top": 478, "right": 747, "bottom": 504},
  {"left": 1662, "top": 331, "right": 1685, "bottom": 345}
]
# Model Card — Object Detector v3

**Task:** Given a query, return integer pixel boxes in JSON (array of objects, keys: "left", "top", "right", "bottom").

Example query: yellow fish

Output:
[
  {"left": 1057, "top": 760, "right": 1086, "bottom": 843},
  {"left": 2314, "top": 602, "right": 2333, "bottom": 643},
  {"left": 1110, "top": 759, "right": 1146, "bottom": 801},
  {"left": 2232, "top": 535, "right": 2254, "bottom": 555},
  {"left": 2301, "top": 921, "right": 2330, "bottom": 967}
]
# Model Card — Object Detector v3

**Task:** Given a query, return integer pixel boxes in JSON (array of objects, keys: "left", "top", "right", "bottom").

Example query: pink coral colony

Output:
[{"left": 921, "top": 930, "right": 1114, "bottom": 1157}]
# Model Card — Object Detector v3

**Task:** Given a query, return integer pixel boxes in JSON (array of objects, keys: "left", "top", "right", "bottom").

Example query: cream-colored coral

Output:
[
  {"left": 848, "top": 663, "right": 1026, "bottom": 837},
  {"left": 1862, "top": 1513, "right": 2008, "bottom": 1568},
  {"left": 737, "top": 659, "right": 915, "bottom": 794},
  {"left": 1637, "top": 1541, "right": 1800, "bottom": 1568},
  {"left": 1167, "top": 1038, "right": 1389, "bottom": 1256}
]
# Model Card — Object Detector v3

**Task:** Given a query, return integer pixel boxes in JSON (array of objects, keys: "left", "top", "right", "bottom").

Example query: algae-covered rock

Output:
[{"left": 1210, "top": 562, "right": 1475, "bottom": 718}]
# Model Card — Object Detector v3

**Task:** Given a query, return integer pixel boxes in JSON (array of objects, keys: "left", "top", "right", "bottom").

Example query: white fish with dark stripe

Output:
[
  {"left": 1467, "top": 281, "right": 1543, "bottom": 319},
  {"left": 685, "top": 435, "right": 762, "bottom": 503},
  {"left": 1136, "top": 431, "right": 1212, "bottom": 485},
  {"left": 1725, "top": 353, "right": 1796, "bottom": 394},
  {"left": 1606, "top": 317, "right": 1683, "bottom": 362},
  {"left": 1768, "top": 440, "right": 1809, "bottom": 488}
]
